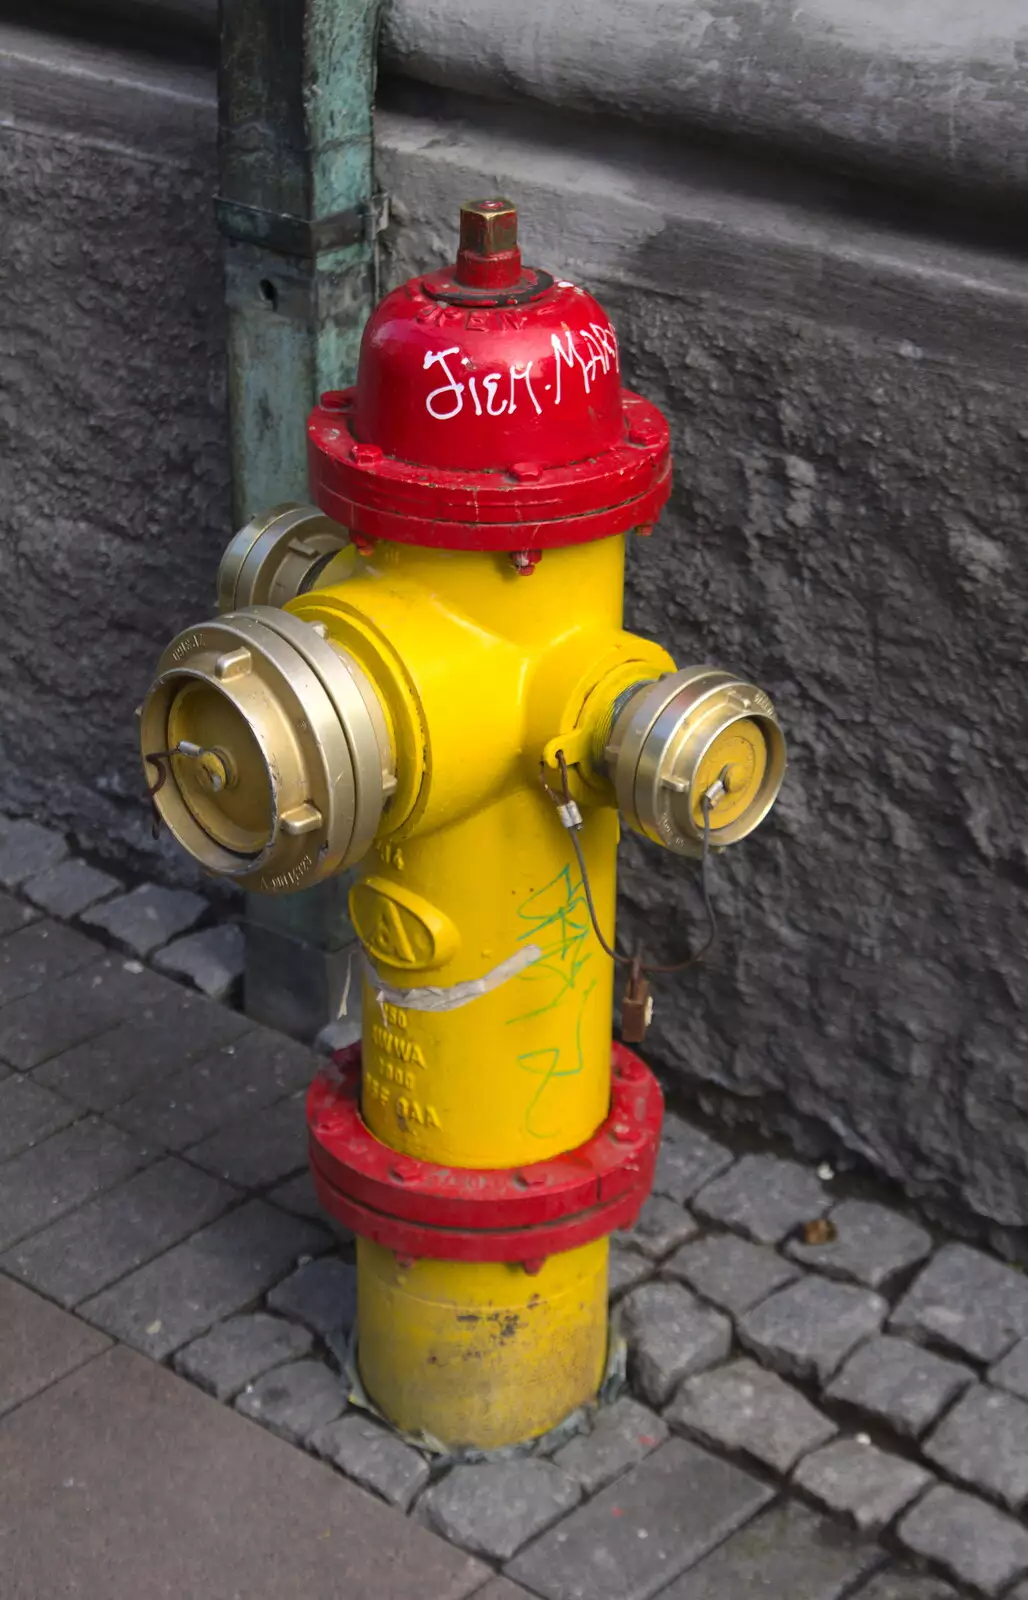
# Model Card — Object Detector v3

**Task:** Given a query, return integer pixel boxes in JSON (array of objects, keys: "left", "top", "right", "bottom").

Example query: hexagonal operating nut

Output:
[{"left": 459, "top": 198, "right": 518, "bottom": 258}]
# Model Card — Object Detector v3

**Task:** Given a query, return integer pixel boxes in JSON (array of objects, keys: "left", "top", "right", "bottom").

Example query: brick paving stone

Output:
[
  {"left": 312, "top": 1414, "right": 430, "bottom": 1510},
  {"left": 658, "top": 1501, "right": 883, "bottom": 1600},
  {"left": 923, "top": 1384, "right": 1028, "bottom": 1510},
  {"left": 268, "top": 1170, "right": 330, "bottom": 1222},
  {"left": 615, "top": 1195, "right": 698, "bottom": 1260},
  {"left": 79, "top": 1199, "right": 330, "bottom": 1358},
  {"left": 622, "top": 1282, "right": 732, "bottom": 1405},
  {"left": 0, "top": 1345, "right": 488, "bottom": 1600},
  {"left": 827, "top": 1335, "right": 974, "bottom": 1439},
  {"left": 0, "top": 1116, "right": 153, "bottom": 1251},
  {"left": 0, "top": 919, "right": 101, "bottom": 1011},
  {"left": 786, "top": 1199, "right": 932, "bottom": 1289},
  {"left": 34, "top": 987, "right": 252, "bottom": 1110},
  {"left": 739, "top": 1274, "right": 887, "bottom": 1386},
  {"left": 110, "top": 1028, "right": 317, "bottom": 1150},
  {"left": 81, "top": 882, "right": 208, "bottom": 956},
  {"left": 0, "top": 818, "right": 68, "bottom": 888},
  {"left": 174, "top": 1312, "right": 315, "bottom": 1400},
  {"left": 22, "top": 857, "right": 120, "bottom": 918},
  {"left": 0, "top": 1156, "right": 237, "bottom": 1306},
  {"left": 897, "top": 1485, "right": 1028, "bottom": 1596},
  {"left": 266, "top": 1256, "right": 357, "bottom": 1342},
  {"left": 551, "top": 1396, "right": 668, "bottom": 1493},
  {"left": 663, "top": 1232, "right": 800, "bottom": 1316},
  {"left": 890, "top": 1242, "right": 1028, "bottom": 1363},
  {"left": 186, "top": 1091, "right": 307, "bottom": 1190},
  {"left": 236, "top": 1357, "right": 347, "bottom": 1445},
  {"left": 0, "top": 1074, "right": 78, "bottom": 1160},
  {"left": 425, "top": 1460, "right": 581, "bottom": 1562},
  {"left": 794, "top": 1438, "right": 933, "bottom": 1532},
  {"left": 693, "top": 1152, "right": 829, "bottom": 1244},
  {"left": 0, "top": 889, "right": 38, "bottom": 937},
  {"left": 0, "top": 956, "right": 172, "bottom": 1071},
  {"left": 153, "top": 923, "right": 245, "bottom": 1000},
  {"left": 473, "top": 1584, "right": 537, "bottom": 1600},
  {"left": 507, "top": 1437, "right": 773, "bottom": 1600},
  {"left": 989, "top": 1337, "right": 1028, "bottom": 1400},
  {"left": 608, "top": 1243, "right": 653, "bottom": 1299},
  {"left": 0, "top": 1275, "right": 110, "bottom": 1418},
  {"left": 850, "top": 1571, "right": 962, "bottom": 1600},
  {"left": 652, "top": 1112, "right": 733, "bottom": 1204},
  {"left": 666, "top": 1357, "right": 837, "bottom": 1474}
]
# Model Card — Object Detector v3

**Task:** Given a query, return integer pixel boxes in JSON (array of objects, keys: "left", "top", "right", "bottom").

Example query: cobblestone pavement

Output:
[{"left": 3, "top": 816, "right": 1028, "bottom": 1598}]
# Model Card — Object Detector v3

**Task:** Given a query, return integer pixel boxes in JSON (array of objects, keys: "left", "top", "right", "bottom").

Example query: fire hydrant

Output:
[{"left": 140, "top": 199, "right": 785, "bottom": 1450}]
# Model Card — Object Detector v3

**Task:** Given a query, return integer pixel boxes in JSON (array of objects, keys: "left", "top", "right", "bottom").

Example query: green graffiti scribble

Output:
[
  {"left": 508, "top": 864, "right": 594, "bottom": 1023},
  {"left": 517, "top": 980, "right": 597, "bottom": 1138}
]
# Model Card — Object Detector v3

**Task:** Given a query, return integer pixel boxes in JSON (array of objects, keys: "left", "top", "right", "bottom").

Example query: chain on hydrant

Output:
[{"left": 138, "top": 197, "right": 787, "bottom": 1450}]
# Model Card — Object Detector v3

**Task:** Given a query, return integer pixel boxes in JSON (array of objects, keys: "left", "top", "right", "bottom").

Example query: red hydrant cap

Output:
[{"left": 307, "top": 200, "right": 671, "bottom": 552}]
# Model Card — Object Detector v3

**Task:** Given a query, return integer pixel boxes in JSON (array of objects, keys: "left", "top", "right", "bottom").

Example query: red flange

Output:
[{"left": 306, "top": 1041, "right": 663, "bottom": 1264}]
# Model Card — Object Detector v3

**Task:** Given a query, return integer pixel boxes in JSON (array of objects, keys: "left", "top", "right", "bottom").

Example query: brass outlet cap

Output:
[
  {"left": 606, "top": 667, "right": 786, "bottom": 856},
  {"left": 217, "top": 504, "right": 351, "bottom": 613},
  {"left": 140, "top": 606, "right": 394, "bottom": 892}
]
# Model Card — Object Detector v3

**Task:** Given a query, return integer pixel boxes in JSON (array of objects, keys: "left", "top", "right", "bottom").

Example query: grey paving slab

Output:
[
  {"left": 666, "top": 1356, "right": 837, "bottom": 1474},
  {"left": 0, "top": 1345, "right": 488, "bottom": 1600},
  {"left": 34, "top": 987, "right": 253, "bottom": 1110},
  {"left": 174, "top": 1312, "right": 315, "bottom": 1401},
  {"left": 0, "top": 889, "right": 39, "bottom": 936},
  {"left": 622, "top": 1281, "right": 732, "bottom": 1405},
  {"left": 614, "top": 1195, "right": 698, "bottom": 1260},
  {"left": 0, "top": 1116, "right": 153, "bottom": 1251},
  {"left": 22, "top": 857, "right": 121, "bottom": 918},
  {"left": 79, "top": 1199, "right": 330, "bottom": 1358},
  {"left": 989, "top": 1337, "right": 1028, "bottom": 1400},
  {"left": 81, "top": 881, "right": 207, "bottom": 957},
  {"left": 608, "top": 1243, "right": 653, "bottom": 1299},
  {"left": 312, "top": 1414, "right": 430, "bottom": 1510},
  {"left": 849, "top": 1572, "right": 961, "bottom": 1600},
  {"left": 506, "top": 1438, "right": 773, "bottom": 1600},
  {"left": 786, "top": 1199, "right": 932, "bottom": 1289},
  {"left": 266, "top": 1256, "right": 358, "bottom": 1342},
  {"left": 738, "top": 1274, "right": 887, "bottom": 1385},
  {"left": 0, "top": 818, "right": 68, "bottom": 888},
  {"left": 897, "top": 1485, "right": 1028, "bottom": 1597},
  {"left": 0, "top": 918, "right": 102, "bottom": 1012},
  {"left": 793, "top": 1438, "right": 933, "bottom": 1532},
  {"left": 663, "top": 1232, "right": 800, "bottom": 1316},
  {"left": 471, "top": 1584, "right": 537, "bottom": 1600},
  {"left": 0, "top": 1074, "right": 79, "bottom": 1160},
  {"left": 0, "top": 1274, "right": 109, "bottom": 1418},
  {"left": 890, "top": 1242, "right": 1028, "bottom": 1363},
  {"left": 551, "top": 1396, "right": 668, "bottom": 1494},
  {"left": 424, "top": 1460, "right": 581, "bottom": 1562},
  {"left": 110, "top": 1027, "right": 318, "bottom": 1150},
  {"left": 0, "top": 1156, "right": 237, "bottom": 1307},
  {"left": 652, "top": 1112, "right": 733, "bottom": 1204},
  {"left": 826, "top": 1335, "right": 974, "bottom": 1440},
  {"left": 236, "top": 1357, "right": 347, "bottom": 1446},
  {"left": 0, "top": 955, "right": 173, "bottom": 1070},
  {"left": 185, "top": 1090, "right": 307, "bottom": 1190},
  {"left": 923, "top": 1384, "right": 1028, "bottom": 1510},
  {"left": 658, "top": 1502, "right": 883, "bottom": 1600},
  {"left": 693, "top": 1152, "right": 830, "bottom": 1244},
  {"left": 153, "top": 922, "right": 245, "bottom": 1000}
]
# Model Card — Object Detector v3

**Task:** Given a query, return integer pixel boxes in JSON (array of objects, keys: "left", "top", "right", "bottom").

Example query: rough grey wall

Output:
[
  {"left": 376, "top": 88, "right": 1028, "bottom": 1237},
  {"left": 382, "top": 0, "right": 1028, "bottom": 199},
  {"left": 0, "top": 28, "right": 228, "bottom": 883}
]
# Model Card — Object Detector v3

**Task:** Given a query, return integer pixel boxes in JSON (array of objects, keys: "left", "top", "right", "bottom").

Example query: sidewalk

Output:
[{"left": 1, "top": 814, "right": 1026, "bottom": 1599}]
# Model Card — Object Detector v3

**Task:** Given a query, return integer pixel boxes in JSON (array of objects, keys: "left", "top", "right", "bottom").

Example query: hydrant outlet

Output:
[
  {"left": 140, "top": 606, "right": 394, "bottom": 891},
  {"left": 217, "top": 503, "right": 351, "bottom": 613},
  {"left": 606, "top": 667, "right": 786, "bottom": 855}
]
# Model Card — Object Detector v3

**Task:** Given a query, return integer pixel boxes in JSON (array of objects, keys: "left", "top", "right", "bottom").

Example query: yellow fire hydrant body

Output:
[{"left": 141, "top": 200, "right": 785, "bottom": 1450}]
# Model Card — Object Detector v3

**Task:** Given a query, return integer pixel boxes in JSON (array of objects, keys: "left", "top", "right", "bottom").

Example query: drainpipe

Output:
[{"left": 216, "top": 0, "right": 386, "bottom": 1040}]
